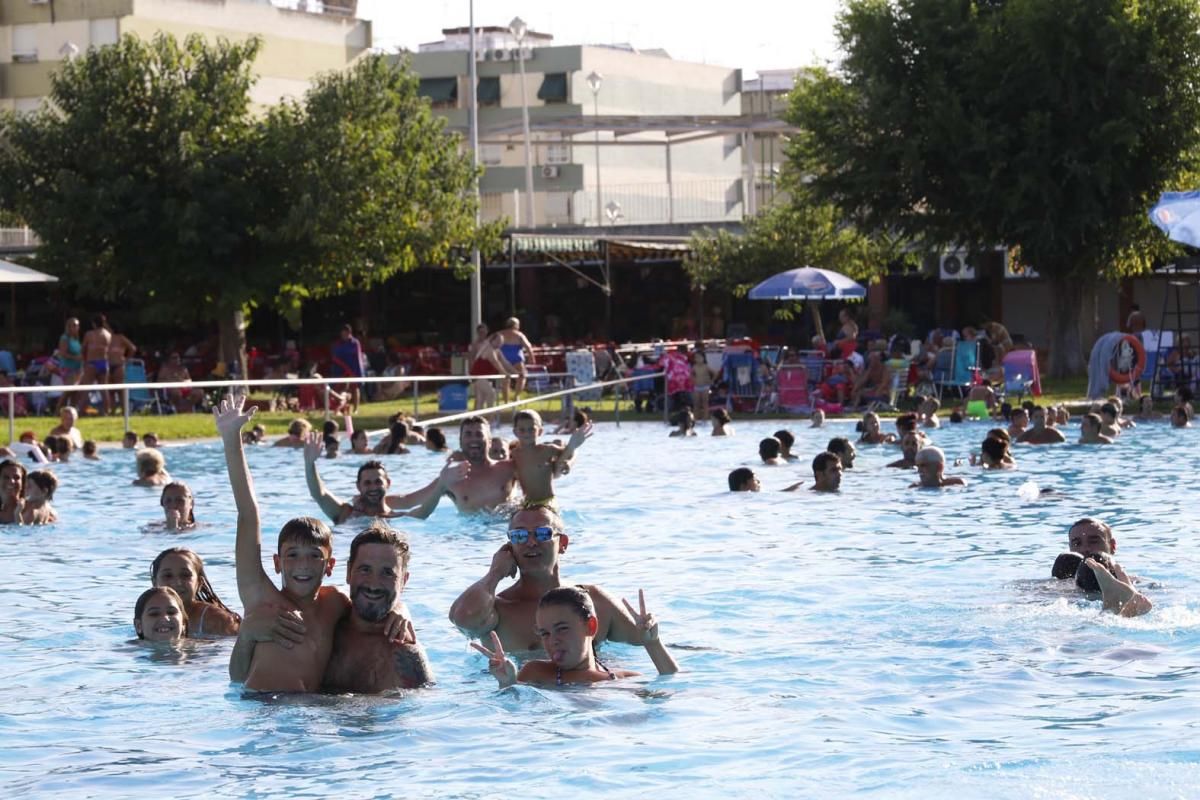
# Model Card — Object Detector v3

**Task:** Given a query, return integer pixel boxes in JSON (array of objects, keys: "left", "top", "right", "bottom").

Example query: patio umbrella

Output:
[
  {"left": 1149, "top": 190, "right": 1200, "bottom": 247},
  {"left": 0, "top": 259, "right": 58, "bottom": 345},
  {"left": 747, "top": 266, "right": 867, "bottom": 343}
]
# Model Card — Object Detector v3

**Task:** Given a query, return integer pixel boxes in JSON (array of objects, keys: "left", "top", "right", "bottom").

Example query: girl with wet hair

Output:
[
  {"left": 160, "top": 481, "right": 196, "bottom": 530},
  {"left": 150, "top": 547, "right": 240, "bottom": 637},
  {"left": 133, "top": 586, "right": 189, "bottom": 642},
  {"left": 473, "top": 585, "right": 678, "bottom": 688}
]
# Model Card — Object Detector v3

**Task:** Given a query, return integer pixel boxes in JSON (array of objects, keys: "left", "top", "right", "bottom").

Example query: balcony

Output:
[{"left": 481, "top": 178, "right": 744, "bottom": 228}]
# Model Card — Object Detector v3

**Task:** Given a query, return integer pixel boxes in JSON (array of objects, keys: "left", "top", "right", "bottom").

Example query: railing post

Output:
[
  {"left": 123, "top": 388, "right": 130, "bottom": 433},
  {"left": 412, "top": 377, "right": 419, "bottom": 418},
  {"left": 663, "top": 373, "right": 670, "bottom": 425},
  {"left": 613, "top": 379, "right": 620, "bottom": 428},
  {"left": 323, "top": 384, "right": 330, "bottom": 418},
  {"left": 7, "top": 391, "right": 13, "bottom": 445}
]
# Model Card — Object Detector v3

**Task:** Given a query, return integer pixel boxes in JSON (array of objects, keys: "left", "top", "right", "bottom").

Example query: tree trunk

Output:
[
  {"left": 1047, "top": 276, "right": 1086, "bottom": 378},
  {"left": 218, "top": 307, "right": 247, "bottom": 381}
]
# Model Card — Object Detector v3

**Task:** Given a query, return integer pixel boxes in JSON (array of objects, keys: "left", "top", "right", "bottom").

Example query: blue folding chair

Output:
[
  {"left": 722, "top": 351, "right": 760, "bottom": 410},
  {"left": 124, "top": 359, "right": 171, "bottom": 414}
]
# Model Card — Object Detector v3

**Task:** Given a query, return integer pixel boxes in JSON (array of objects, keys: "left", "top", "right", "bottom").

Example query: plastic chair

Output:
[
  {"left": 526, "top": 364, "right": 550, "bottom": 394},
  {"left": 722, "top": 351, "right": 760, "bottom": 411},
  {"left": 124, "top": 359, "right": 170, "bottom": 414},
  {"left": 775, "top": 365, "right": 812, "bottom": 412},
  {"left": 1002, "top": 349, "right": 1042, "bottom": 397}
]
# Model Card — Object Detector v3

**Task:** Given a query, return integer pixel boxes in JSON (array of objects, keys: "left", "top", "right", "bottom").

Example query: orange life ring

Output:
[{"left": 1108, "top": 334, "right": 1146, "bottom": 384}]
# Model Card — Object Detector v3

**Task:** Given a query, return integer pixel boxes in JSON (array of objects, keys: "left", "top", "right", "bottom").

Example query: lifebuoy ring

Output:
[{"left": 1108, "top": 334, "right": 1146, "bottom": 384}]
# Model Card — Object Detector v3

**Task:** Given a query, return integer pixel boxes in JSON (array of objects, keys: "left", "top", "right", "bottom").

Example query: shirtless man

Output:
[
  {"left": 48, "top": 405, "right": 84, "bottom": 451},
  {"left": 1098, "top": 402, "right": 1128, "bottom": 438},
  {"left": 1078, "top": 413, "right": 1114, "bottom": 445},
  {"left": 511, "top": 409, "right": 592, "bottom": 507},
  {"left": 157, "top": 353, "right": 203, "bottom": 413},
  {"left": 79, "top": 315, "right": 112, "bottom": 414},
  {"left": 810, "top": 451, "right": 843, "bottom": 493},
  {"left": 304, "top": 433, "right": 400, "bottom": 524},
  {"left": 886, "top": 430, "right": 924, "bottom": 468},
  {"left": 828, "top": 437, "right": 856, "bottom": 469},
  {"left": 402, "top": 416, "right": 517, "bottom": 518},
  {"left": 1017, "top": 406, "right": 1066, "bottom": 445},
  {"left": 497, "top": 317, "right": 535, "bottom": 398},
  {"left": 234, "top": 521, "right": 425, "bottom": 692},
  {"left": 1052, "top": 518, "right": 1150, "bottom": 617},
  {"left": 449, "top": 506, "right": 660, "bottom": 657},
  {"left": 910, "top": 446, "right": 967, "bottom": 489},
  {"left": 219, "top": 394, "right": 350, "bottom": 693},
  {"left": 759, "top": 437, "right": 786, "bottom": 465},
  {"left": 849, "top": 351, "right": 891, "bottom": 409}
]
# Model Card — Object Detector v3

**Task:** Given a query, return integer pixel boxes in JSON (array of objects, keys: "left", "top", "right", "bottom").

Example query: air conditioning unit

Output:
[
  {"left": 540, "top": 165, "right": 560, "bottom": 179},
  {"left": 491, "top": 49, "right": 512, "bottom": 62},
  {"left": 939, "top": 251, "right": 976, "bottom": 281}
]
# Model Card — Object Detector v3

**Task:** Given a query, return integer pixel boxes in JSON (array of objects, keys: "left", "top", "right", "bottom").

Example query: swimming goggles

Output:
[{"left": 507, "top": 526, "right": 556, "bottom": 545}]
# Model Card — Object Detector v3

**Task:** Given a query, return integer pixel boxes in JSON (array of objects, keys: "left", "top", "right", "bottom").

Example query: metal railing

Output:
[{"left": 0, "top": 369, "right": 668, "bottom": 444}]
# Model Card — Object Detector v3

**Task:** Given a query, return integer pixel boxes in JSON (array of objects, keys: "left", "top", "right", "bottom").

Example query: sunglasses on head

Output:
[{"left": 507, "top": 526, "right": 556, "bottom": 546}]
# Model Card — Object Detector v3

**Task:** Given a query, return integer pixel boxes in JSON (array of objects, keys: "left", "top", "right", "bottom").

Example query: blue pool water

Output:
[{"left": 2, "top": 419, "right": 1200, "bottom": 798}]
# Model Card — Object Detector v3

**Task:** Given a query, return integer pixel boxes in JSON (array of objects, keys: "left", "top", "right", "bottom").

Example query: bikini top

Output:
[{"left": 556, "top": 659, "right": 615, "bottom": 686}]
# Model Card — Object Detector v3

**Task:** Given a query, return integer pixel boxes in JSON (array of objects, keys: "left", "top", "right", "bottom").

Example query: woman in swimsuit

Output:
[
  {"left": 106, "top": 319, "right": 137, "bottom": 410},
  {"left": 473, "top": 585, "right": 678, "bottom": 688},
  {"left": 468, "top": 328, "right": 512, "bottom": 415},
  {"left": 54, "top": 317, "right": 82, "bottom": 412},
  {"left": 151, "top": 547, "right": 241, "bottom": 637}
]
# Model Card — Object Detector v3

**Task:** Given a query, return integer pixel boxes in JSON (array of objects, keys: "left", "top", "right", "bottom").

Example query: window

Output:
[
  {"left": 545, "top": 143, "right": 571, "bottom": 165},
  {"left": 536, "top": 73, "right": 568, "bottom": 104},
  {"left": 480, "top": 144, "right": 503, "bottom": 167},
  {"left": 418, "top": 77, "right": 458, "bottom": 108},
  {"left": 89, "top": 19, "right": 119, "bottom": 48},
  {"left": 476, "top": 77, "right": 500, "bottom": 107},
  {"left": 12, "top": 25, "right": 37, "bottom": 62}
]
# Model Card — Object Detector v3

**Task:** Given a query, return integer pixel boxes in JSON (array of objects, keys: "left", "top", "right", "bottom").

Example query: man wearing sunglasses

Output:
[{"left": 449, "top": 506, "right": 653, "bottom": 654}]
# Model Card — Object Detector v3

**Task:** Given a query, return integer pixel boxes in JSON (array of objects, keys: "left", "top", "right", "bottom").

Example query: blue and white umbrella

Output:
[
  {"left": 1149, "top": 190, "right": 1200, "bottom": 247},
  {"left": 747, "top": 266, "right": 867, "bottom": 301}
]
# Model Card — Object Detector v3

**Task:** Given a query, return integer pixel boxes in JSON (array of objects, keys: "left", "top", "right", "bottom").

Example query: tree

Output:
[
  {"left": 684, "top": 198, "right": 910, "bottom": 326},
  {"left": 0, "top": 34, "right": 496, "bottom": 371},
  {"left": 786, "top": 0, "right": 1200, "bottom": 376}
]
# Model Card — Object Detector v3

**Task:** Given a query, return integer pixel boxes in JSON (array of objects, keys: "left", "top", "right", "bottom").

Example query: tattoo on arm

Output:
[{"left": 392, "top": 643, "right": 434, "bottom": 686}]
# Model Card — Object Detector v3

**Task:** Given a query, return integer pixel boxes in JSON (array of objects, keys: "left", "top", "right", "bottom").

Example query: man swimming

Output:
[
  {"left": 728, "top": 467, "right": 802, "bottom": 493},
  {"left": 759, "top": 437, "right": 786, "bottom": 465},
  {"left": 910, "top": 446, "right": 967, "bottom": 489},
  {"left": 1052, "top": 518, "right": 1150, "bottom": 617},
  {"left": 828, "top": 437, "right": 856, "bottom": 469},
  {"left": 304, "top": 433, "right": 408, "bottom": 523},
  {"left": 886, "top": 430, "right": 924, "bottom": 469},
  {"left": 1017, "top": 406, "right": 1066, "bottom": 445},
  {"left": 1078, "top": 413, "right": 1114, "bottom": 445},
  {"left": 403, "top": 416, "right": 518, "bottom": 517},
  {"left": 448, "top": 506, "right": 657, "bottom": 656},
  {"left": 810, "top": 451, "right": 843, "bottom": 493}
]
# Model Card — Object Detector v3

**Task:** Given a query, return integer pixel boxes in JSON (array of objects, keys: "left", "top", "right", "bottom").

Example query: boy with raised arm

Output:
[
  {"left": 217, "top": 394, "right": 350, "bottom": 692},
  {"left": 510, "top": 409, "right": 592, "bottom": 508}
]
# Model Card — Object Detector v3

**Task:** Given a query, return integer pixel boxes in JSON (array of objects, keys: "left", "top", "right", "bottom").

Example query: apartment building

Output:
[
  {"left": 405, "top": 27, "right": 746, "bottom": 229},
  {"left": 0, "top": 0, "right": 371, "bottom": 112}
]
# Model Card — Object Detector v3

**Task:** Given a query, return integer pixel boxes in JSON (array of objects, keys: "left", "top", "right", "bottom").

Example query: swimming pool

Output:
[{"left": 2, "top": 418, "right": 1199, "bottom": 798}]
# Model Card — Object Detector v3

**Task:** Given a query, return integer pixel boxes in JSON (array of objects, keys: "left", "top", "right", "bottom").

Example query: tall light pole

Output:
[
  {"left": 467, "top": 1, "right": 482, "bottom": 329},
  {"left": 587, "top": 70, "right": 603, "bottom": 226},
  {"left": 509, "top": 16, "right": 536, "bottom": 228}
]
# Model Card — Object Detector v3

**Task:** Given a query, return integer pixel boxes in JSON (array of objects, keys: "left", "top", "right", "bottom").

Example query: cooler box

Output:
[
  {"left": 566, "top": 349, "right": 600, "bottom": 400},
  {"left": 438, "top": 383, "right": 468, "bottom": 412}
]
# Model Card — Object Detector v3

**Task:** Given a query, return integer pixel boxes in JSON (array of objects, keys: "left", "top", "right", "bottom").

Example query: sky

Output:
[{"left": 355, "top": 1, "right": 844, "bottom": 78}]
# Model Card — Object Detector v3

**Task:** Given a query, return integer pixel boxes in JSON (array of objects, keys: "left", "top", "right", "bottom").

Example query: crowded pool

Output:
[{"left": 1, "top": 416, "right": 1199, "bottom": 797}]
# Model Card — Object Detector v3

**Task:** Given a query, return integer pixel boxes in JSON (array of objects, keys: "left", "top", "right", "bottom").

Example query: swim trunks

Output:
[
  {"left": 470, "top": 358, "right": 494, "bottom": 377},
  {"left": 500, "top": 344, "right": 525, "bottom": 365},
  {"left": 89, "top": 359, "right": 109, "bottom": 373}
]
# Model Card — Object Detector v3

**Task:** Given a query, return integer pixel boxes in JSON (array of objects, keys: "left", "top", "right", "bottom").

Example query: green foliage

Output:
[
  {"left": 0, "top": 35, "right": 497, "bottom": 335},
  {"left": 788, "top": 0, "right": 1200, "bottom": 282},
  {"left": 683, "top": 200, "right": 910, "bottom": 302}
]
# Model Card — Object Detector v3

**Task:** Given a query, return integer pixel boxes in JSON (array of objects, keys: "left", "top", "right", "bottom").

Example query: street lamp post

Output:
[
  {"left": 509, "top": 16, "right": 536, "bottom": 228},
  {"left": 467, "top": 1, "right": 482, "bottom": 330},
  {"left": 587, "top": 70, "right": 603, "bottom": 226}
]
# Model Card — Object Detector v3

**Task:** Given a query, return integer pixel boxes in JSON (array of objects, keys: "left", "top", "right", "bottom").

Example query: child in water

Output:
[
  {"left": 133, "top": 586, "right": 188, "bottom": 643},
  {"left": 151, "top": 547, "right": 241, "bottom": 637},
  {"left": 473, "top": 586, "right": 678, "bottom": 688}
]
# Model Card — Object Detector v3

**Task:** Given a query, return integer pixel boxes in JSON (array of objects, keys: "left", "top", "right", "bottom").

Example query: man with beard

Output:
[
  {"left": 236, "top": 522, "right": 432, "bottom": 692},
  {"left": 403, "top": 416, "right": 517, "bottom": 517},
  {"left": 323, "top": 523, "right": 432, "bottom": 691},
  {"left": 304, "top": 433, "right": 406, "bottom": 523}
]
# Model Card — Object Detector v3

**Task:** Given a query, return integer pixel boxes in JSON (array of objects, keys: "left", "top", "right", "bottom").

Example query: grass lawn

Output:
[{"left": 2, "top": 374, "right": 1110, "bottom": 444}]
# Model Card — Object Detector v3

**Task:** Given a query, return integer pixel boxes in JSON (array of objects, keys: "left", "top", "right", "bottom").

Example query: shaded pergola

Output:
[{"left": 450, "top": 114, "right": 799, "bottom": 218}]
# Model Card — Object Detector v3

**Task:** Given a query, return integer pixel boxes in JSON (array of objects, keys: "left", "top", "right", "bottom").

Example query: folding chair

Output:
[{"left": 124, "top": 359, "right": 171, "bottom": 414}]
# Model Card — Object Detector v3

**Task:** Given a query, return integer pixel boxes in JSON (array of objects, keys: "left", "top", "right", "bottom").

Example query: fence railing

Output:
[{"left": 0, "top": 370, "right": 667, "bottom": 444}]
